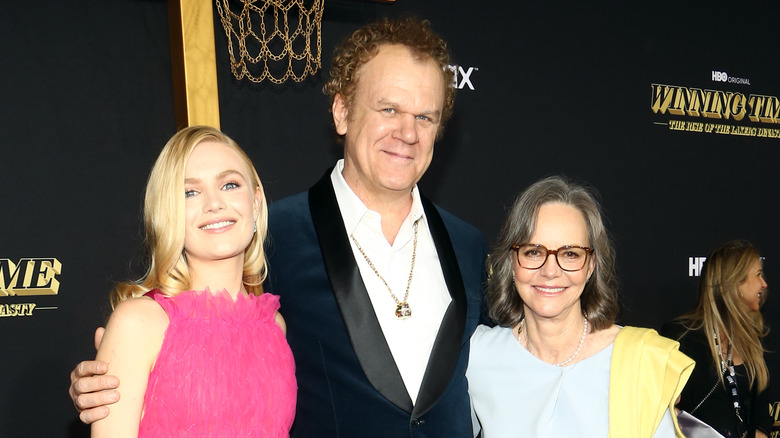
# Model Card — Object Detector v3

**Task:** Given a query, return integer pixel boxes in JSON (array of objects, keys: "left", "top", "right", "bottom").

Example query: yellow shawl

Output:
[{"left": 608, "top": 326, "right": 695, "bottom": 438}]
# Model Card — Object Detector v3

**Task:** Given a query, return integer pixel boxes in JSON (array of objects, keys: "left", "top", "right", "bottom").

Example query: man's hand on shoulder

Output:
[{"left": 69, "top": 327, "right": 120, "bottom": 424}]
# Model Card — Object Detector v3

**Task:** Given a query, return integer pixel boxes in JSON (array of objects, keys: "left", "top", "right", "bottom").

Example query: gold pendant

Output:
[{"left": 395, "top": 302, "right": 412, "bottom": 320}]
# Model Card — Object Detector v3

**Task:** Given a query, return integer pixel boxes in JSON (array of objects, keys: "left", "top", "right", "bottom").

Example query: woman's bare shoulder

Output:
[{"left": 105, "top": 296, "right": 169, "bottom": 336}]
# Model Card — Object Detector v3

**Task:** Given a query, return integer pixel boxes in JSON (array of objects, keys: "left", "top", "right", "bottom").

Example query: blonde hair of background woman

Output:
[{"left": 679, "top": 240, "right": 769, "bottom": 391}]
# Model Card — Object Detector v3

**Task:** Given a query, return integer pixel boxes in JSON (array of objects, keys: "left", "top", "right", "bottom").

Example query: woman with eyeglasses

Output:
[
  {"left": 661, "top": 240, "right": 772, "bottom": 438},
  {"left": 466, "top": 176, "right": 694, "bottom": 437}
]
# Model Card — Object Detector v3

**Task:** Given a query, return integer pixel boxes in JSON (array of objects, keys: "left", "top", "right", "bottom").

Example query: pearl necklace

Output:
[{"left": 518, "top": 316, "right": 589, "bottom": 367}]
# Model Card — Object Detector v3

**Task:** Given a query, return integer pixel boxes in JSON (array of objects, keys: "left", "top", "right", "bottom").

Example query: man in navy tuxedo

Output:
[{"left": 70, "top": 17, "right": 485, "bottom": 437}]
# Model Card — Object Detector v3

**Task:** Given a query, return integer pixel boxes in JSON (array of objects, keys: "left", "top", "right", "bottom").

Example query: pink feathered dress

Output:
[{"left": 138, "top": 289, "right": 296, "bottom": 437}]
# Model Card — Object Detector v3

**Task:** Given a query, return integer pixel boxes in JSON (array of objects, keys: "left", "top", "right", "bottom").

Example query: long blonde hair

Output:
[
  {"left": 679, "top": 240, "right": 769, "bottom": 391},
  {"left": 110, "top": 126, "right": 268, "bottom": 308}
]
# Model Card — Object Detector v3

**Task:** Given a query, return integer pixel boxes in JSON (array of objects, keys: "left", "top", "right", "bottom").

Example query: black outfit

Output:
[{"left": 661, "top": 322, "right": 773, "bottom": 438}]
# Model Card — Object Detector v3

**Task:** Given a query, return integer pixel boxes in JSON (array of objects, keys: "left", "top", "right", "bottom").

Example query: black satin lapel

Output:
[
  {"left": 308, "top": 172, "right": 414, "bottom": 413},
  {"left": 413, "top": 196, "right": 468, "bottom": 418}
]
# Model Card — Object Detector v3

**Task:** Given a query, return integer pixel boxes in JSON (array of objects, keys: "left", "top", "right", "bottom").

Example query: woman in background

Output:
[
  {"left": 662, "top": 240, "right": 772, "bottom": 438},
  {"left": 467, "top": 176, "right": 693, "bottom": 438},
  {"left": 91, "top": 126, "right": 296, "bottom": 437}
]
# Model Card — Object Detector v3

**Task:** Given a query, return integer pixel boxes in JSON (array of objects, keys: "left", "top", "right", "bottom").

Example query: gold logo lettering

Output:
[
  {"left": 0, "top": 303, "right": 37, "bottom": 317},
  {"left": 0, "top": 258, "right": 61, "bottom": 296},
  {"left": 651, "top": 83, "right": 777, "bottom": 124}
]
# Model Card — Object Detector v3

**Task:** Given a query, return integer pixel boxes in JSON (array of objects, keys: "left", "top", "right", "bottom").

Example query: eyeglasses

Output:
[{"left": 511, "top": 244, "right": 594, "bottom": 272}]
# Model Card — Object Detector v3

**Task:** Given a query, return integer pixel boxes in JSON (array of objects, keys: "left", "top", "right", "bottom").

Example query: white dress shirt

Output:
[{"left": 330, "top": 160, "right": 452, "bottom": 404}]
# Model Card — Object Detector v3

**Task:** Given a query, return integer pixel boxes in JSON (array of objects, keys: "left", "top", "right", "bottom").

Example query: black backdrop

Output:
[{"left": 1, "top": 1, "right": 778, "bottom": 436}]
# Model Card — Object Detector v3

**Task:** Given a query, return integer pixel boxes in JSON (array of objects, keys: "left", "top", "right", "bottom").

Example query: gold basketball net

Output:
[{"left": 215, "top": 0, "right": 324, "bottom": 84}]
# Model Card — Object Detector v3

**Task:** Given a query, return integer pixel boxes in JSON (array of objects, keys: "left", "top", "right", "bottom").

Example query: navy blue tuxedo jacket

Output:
[{"left": 266, "top": 172, "right": 486, "bottom": 437}]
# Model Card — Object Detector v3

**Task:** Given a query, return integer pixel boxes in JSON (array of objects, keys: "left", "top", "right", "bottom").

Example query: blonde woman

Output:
[
  {"left": 662, "top": 240, "right": 772, "bottom": 438},
  {"left": 90, "top": 126, "right": 296, "bottom": 437}
]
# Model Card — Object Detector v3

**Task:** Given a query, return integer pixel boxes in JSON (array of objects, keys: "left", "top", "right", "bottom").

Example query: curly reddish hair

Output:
[{"left": 323, "top": 16, "right": 456, "bottom": 137}]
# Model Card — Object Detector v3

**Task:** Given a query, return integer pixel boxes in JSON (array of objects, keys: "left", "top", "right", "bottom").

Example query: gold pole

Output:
[{"left": 168, "top": 0, "right": 220, "bottom": 129}]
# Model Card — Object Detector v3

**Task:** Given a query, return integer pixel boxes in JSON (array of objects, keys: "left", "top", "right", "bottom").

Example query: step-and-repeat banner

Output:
[{"left": 2, "top": 1, "right": 778, "bottom": 436}]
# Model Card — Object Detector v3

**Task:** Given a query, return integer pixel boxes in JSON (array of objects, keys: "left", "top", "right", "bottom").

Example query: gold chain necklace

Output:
[{"left": 350, "top": 219, "right": 419, "bottom": 320}]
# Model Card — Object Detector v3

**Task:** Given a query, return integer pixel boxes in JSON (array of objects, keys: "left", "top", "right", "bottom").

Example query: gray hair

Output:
[{"left": 487, "top": 176, "right": 618, "bottom": 330}]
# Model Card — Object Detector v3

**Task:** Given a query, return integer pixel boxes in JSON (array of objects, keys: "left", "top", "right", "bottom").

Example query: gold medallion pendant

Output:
[{"left": 395, "top": 302, "right": 412, "bottom": 320}]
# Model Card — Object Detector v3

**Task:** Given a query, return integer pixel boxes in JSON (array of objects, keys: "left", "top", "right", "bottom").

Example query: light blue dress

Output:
[{"left": 466, "top": 324, "right": 675, "bottom": 438}]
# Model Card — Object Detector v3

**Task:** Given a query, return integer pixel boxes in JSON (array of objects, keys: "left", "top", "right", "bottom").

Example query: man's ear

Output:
[{"left": 332, "top": 94, "right": 348, "bottom": 136}]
